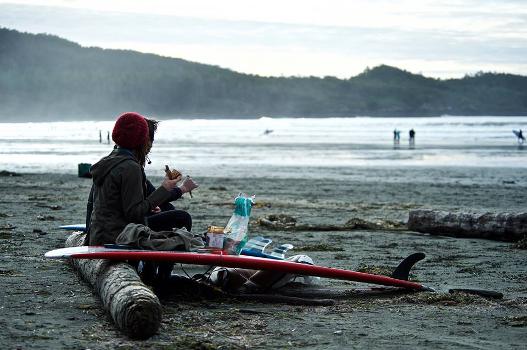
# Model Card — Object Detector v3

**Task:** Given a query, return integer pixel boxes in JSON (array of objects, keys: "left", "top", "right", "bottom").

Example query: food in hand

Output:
[
  {"left": 165, "top": 165, "right": 194, "bottom": 198},
  {"left": 165, "top": 165, "right": 181, "bottom": 180}
]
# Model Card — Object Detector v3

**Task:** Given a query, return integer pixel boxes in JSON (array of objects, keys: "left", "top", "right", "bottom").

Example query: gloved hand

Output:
[{"left": 178, "top": 176, "right": 198, "bottom": 194}]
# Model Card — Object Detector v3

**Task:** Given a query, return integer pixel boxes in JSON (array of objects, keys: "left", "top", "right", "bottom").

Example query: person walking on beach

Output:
[
  {"left": 84, "top": 112, "right": 198, "bottom": 281},
  {"left": 409, "top": 128, "right": 416, "bottom": 147},
  {"left": 517, "top": 129, "right": 525, "bottom": 144},
  {"left": 393, "top": 129, "right": 400, "bottom": 144}
]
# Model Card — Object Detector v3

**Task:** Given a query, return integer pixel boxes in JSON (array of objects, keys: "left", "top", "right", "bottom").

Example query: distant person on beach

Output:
[
  {"left": 409, "top": 129, "right": 416, "bottom": 145},
  {"left": 517, "top": 129, "right": 525, "bottom": 144},
  {"left": 393, "top": 129, "right": 400, "bottom": 143},
  {"left": 84, "top": 112, "right": 198, "bottom": 281}
]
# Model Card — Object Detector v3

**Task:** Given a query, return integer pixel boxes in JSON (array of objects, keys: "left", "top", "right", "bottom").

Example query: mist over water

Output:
[{"left": 0, "top": 116, "right": 525, "bottom": 180}]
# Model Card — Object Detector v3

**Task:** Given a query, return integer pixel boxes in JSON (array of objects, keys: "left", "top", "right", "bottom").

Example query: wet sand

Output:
[{"left": 1, "top": 167, "right": 526, "bottom": 349}]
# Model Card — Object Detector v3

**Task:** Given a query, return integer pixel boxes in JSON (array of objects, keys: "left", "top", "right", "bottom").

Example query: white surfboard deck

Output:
[{"left": 45, "top": 246, "right": 121, "bottom": 258}]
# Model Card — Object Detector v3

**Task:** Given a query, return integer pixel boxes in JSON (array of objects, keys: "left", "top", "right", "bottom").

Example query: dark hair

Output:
[
  {"left": 135, "top": 118, "right": 158, "bottom": 167},
  {"left": 146, "top": 118, "right": 159, "bottom": 142}
]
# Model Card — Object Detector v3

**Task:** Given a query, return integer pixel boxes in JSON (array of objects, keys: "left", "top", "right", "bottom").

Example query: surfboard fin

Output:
[{"left": 390, "top": 252, "right": 425, "bottom": 281}]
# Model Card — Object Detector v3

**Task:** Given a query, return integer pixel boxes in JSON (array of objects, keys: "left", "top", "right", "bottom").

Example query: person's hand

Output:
[
  {"left": 151, "top": 206, "right": 161, "bottom": 214},
  {"left": 178, "top": 176, "right": 198, "bottom": 194},
  {"left": 162, "top": 175, "right": 180, "bottom": 191}
]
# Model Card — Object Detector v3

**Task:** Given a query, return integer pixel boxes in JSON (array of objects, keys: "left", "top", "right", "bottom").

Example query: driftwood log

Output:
[
  {"left": 407, "top": 210, "right": 527, "bottom": 241},
  {"left": 257, "top": 215, "right": 405, "bottom": 231},
  {"left": 65, "top": 232, "right": 162, "bottom": 339}
]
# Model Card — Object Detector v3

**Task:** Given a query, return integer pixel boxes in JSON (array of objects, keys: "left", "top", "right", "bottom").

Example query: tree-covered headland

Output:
[{"left": 1, "top": 27, "right": 526, "bottom": 121}]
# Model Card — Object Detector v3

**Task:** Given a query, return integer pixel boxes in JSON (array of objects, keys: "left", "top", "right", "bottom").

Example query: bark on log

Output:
[
  {"left": 65, "top": 232, "right": 162, "bottom": 339},
  {"left": 407, "top": 210, "right": 527, "bottom": 241}
]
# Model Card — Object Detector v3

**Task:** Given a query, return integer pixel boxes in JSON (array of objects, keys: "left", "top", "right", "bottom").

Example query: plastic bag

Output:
[{"left": 223, "top": 193, "right": 255, "bottom": 255}]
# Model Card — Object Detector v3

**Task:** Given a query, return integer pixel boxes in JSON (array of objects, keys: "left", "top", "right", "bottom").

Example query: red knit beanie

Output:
[{"left": 112, "top": 112, "right": 149, "bottom": 149}]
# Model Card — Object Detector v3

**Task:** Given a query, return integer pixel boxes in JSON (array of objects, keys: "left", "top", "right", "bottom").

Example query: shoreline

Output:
[{"left": 2, "top": 163, "right": 527, "bottom": 182}]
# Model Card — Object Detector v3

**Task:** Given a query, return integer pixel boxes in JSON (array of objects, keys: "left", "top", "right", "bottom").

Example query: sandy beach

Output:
[{"left": 1, "top": 166, "right": 526, "bottom": 349}]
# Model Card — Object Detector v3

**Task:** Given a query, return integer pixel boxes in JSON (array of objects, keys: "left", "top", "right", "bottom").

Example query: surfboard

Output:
[
  {"left": 44, "top": 246, "right": 431, "bottom": 291},
  {"left": 513, "top": 130, "right": 525, "bottom": 142}
]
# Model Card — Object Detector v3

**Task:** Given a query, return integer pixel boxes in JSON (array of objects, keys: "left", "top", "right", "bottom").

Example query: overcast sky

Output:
[{"left": 1, "top": 0, "right": 526, "bottom": 79}]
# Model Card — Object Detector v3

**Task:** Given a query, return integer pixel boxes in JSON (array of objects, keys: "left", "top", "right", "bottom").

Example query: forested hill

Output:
[{"left": 1, "top": 27, "right": 527, "bottom": 121}]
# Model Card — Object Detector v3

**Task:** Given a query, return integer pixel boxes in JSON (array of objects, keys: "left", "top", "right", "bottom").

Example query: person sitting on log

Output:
[{"left": 84, "top": 112, "right": 198, "bottom": 282}]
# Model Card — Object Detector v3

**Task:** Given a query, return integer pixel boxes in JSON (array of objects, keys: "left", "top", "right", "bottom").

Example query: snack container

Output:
[{"left": 207, "top": 225, "right": 225, "bottom": 249}]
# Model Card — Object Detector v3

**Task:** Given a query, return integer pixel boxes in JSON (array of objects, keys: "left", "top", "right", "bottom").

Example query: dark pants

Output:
[
  {"left": 146, "top": 210, "right": 192, "bottom": 232},
  {"left": 141, "top": 209, "right": 193, "bottom": 284},
  {"left": 145, "top": 178, "right": 192, "bottom": 231},
  {"left": 141, "top": 180, "right": 192, "bottom": 283}
]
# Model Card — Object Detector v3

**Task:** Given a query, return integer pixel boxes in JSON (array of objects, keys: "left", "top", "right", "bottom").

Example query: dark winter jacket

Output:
[{"left": 85, "top": 148, "right": 174, "bottom": 245}]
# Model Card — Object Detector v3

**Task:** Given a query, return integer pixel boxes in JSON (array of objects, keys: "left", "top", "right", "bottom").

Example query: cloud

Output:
[{"left": 1, "top": 1, "right": 526, "bottom": 78}]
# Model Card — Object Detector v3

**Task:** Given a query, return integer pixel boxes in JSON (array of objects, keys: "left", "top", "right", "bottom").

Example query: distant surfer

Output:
[
  {"left": 84, "top": 112, "right": 198, "bottom": 283},
  {"left": 263, "top": 129, "right": 273, "bottom": 135},
  {"left": 514, "top": 129, "right": 525, "bottom": 144}
]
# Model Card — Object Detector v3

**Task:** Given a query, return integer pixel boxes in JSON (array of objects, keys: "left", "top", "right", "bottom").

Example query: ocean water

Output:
[{"left": 0, "top": 116, "right": 525, "bottom": 179}]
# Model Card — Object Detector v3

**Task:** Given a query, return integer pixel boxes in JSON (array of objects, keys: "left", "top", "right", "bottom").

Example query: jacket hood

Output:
[{"left": 90, "top": 149, "right": 136, "bottom": 186}]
